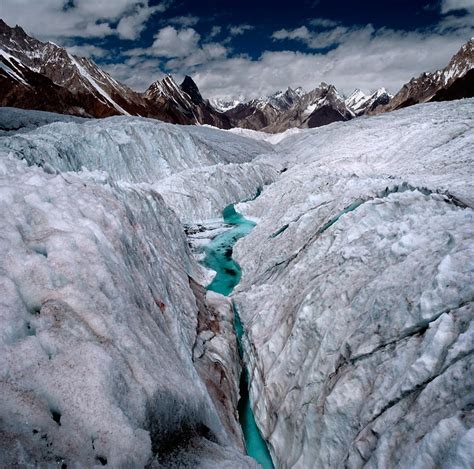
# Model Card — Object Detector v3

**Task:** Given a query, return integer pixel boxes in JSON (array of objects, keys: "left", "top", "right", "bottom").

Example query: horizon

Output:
[{"left": 1, "top": 0, "right": 473, "bottom": 100}]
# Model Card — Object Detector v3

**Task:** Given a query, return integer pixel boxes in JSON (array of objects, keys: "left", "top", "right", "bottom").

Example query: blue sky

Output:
[{"left": 2, "top": 0, "right": 473, "bottom": 99}]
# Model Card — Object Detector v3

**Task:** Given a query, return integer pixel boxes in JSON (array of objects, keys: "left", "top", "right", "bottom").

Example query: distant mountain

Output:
[
  {"left": 210, "top": 98, "right": 242, "bottom": 113},
  {"left": 379, "top": 38, "right": 474, "bottom": 112},
  {"left": 224, "top": 84, "right": 353, "bottom": 132},
  {"left": 345, "top": 88, "right": 392, "bottom": 116},
  {"left": 145, "top": 75, "right": 231, "bottom": 128},
  {"left": 0, "top": 19, "right": 228, "bottom": 127},
  {"left": 0, "top": 19, "right": 473, "bottom": 131}
]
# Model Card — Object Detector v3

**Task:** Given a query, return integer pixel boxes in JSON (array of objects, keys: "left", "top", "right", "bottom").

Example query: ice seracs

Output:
[{"left": 0, "top": 108, "right": 273, "bottom": 467}]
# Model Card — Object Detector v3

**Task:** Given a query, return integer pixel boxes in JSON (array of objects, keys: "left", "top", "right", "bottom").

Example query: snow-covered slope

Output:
[
  {"left": 211, "top": 98, "right": 242, "bottom": 113},
  {"left": 232, "top": 99, "right": 474, "bottom": 468}
]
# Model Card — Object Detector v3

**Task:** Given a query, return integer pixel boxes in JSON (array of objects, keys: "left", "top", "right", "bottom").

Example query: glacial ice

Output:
[
  {"left": 0, "top": 111, "right": 268, "bottom": 467},
  {"left": 0, "top": 99, "right": 472, "bottom": 468},
  {"left": 0, "top": 113, "right": 277, "bottom": 221},
  {"left": 232, "top": 99, "right": 474, "bottom": 468},
  {"left": 0, "top": 106, "right": 86, "bottom": 135}
]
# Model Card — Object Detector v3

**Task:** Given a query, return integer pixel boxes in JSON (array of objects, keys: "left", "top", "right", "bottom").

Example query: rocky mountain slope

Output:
[
  {"left": 0, "top": 20, "right": 229, "bottom": 127},
  {"left": 224, "top": 84, "right": 354, "bottom": 132},
  {"left": 1, "top": 18, "right": 473, "bottom": 132},
  {"left": 379, "top": 38, "right": 474, "bottom": 112},
  {"left": 145, "top": 75, "right": 231, "bottom": 128}
]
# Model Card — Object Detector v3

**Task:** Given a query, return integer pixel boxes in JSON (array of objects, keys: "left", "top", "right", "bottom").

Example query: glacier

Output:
[
  {"left": 232, "top": 99, "right": 474, "bottom": 468},
  {"left": 0, "top": 99, "right": 473, "bottom": 468}
]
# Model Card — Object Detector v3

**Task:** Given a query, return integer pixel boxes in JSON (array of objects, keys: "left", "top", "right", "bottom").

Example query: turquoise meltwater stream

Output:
[{"left": 203, "top": 204, "right": 274, "bottom": 469}]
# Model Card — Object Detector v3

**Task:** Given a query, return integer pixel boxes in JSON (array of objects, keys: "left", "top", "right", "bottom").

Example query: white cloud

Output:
[
  {"left": 438, "top": 0, "right": 474, "bottom": 34},
  {"left": 209, "top": 26, "right": 222, "bottom": 39},
  {"left": 4, "top": 0, "right": 472, "bottom": 102},
  {"left": 107, "top": 26, "right": 228, "bottom": 90},
  {"left": 116, "top": 4, "right": 165, "bottom": 40},
  {"left": 166, "top": 42, "right": 227, "bottom": 68},
  {"left": 309, "top": 18, "right": 340, "bottom": 28},
  {"left": 272, "top": 26, "right": 311, "bottom": 42},
  {"left": 108, "top": 16, "right": 471, "bottom": 99},
  {"left": 190, "top": 28, "right": 470, "bottom": 100},
  {"left": 273, "top": 25, "right": 368, "bottom": 49},
  {"left": 229, "top": 24, "right": 254, "bottom": 36},
  {"left": 441, "top": 0, "right": 474, "bottom": 13},
  {"left": 151, "top": 26, "right": 201, "bottom": 57},
  {"left": 167, "top": 15, "right": 200, "bottom": 27},
  {"left": 103, "top": 57, "right": 164, "bottom": 91},
  {"left": 1, "top": 0, "right": 167, "bottom": 40},
  {"left": 66, "top": 44, "right": 108, "bottom": 58}
]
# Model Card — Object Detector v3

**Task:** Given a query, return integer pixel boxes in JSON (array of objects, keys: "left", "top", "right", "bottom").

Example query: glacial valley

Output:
[{"left": 0, "top": 99, "right": 473, "bottom": 468}]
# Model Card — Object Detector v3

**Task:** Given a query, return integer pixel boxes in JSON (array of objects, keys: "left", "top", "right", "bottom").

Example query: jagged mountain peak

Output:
[
  {"left": 144, "top": 73, "right": 231, "bottom": 128},
  {"left": 180, "top": 75, "right": 203, "bottom": 105},
  {"left": 0, "top": 19, "right": 230, "bottom": 127},
  {"left": 345, "top": 87, "right": 392, "bottom": 116},
  {"left": 1, "top": 19, "right": 472, "bottom": 132}
]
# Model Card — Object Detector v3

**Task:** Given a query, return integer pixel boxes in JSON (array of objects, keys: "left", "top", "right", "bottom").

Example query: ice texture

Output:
[
  {"left": 0, "top": 111, "right": 267, "bottom": 466},
  {"left": 233, "top": 99, "right": 474, "bottom": 468},
  {"left": 0, "top": 113, "right": 277, "bottom": 221},
  {"left": 1, "top": 99, "right": 473, "bottom": 468}
]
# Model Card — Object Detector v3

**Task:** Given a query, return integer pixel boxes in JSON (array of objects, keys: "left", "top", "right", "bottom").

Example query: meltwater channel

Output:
[{"left": 203, "top": 204, "right": 274, "bottom": 468}]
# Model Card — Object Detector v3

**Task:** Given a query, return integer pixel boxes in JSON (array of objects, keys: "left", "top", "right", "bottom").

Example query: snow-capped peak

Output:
[
  {"left": 210, "top": 98, "right": 242, "bottom": 112},
  {"left": 345, "top": 89, "right": 368, "bottom": 108}
]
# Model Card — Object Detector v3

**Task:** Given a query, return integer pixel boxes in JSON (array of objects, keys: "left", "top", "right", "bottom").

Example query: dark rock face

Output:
[
  {"left": 145, "top": 75, "right": 231, "bottom": 128},
  {"left": 430, "top": 68, "right": 474, "bottom": 102},
  {"left": 181, "top": 75, "right": 204, "bottom": 105},
  {"left": 305, "top": 104, "right": 348, "bottom": 128}
]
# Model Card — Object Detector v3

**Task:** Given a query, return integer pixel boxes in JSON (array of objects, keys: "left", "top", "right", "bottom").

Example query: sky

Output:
[{"left": 2, "top": 0, "right": 474, "bottom": 100}]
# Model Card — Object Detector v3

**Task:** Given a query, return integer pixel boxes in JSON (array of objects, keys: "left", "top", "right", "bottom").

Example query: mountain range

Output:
[{"left": 1, "top": 19, "right": 473, "bottom": 132}]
